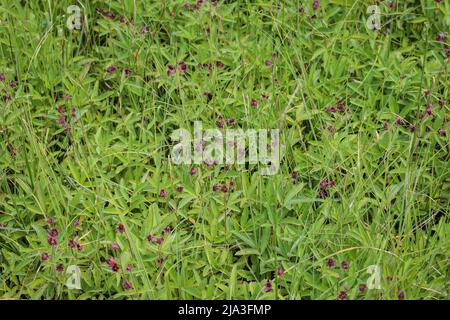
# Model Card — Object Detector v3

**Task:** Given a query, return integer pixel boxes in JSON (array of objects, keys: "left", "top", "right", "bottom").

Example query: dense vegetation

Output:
[{"left": 0, "top": 0, "right": 448, "bottom": 299}]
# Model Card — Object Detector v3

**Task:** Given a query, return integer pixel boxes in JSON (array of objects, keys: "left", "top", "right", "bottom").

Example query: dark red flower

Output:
[
  {"left": 395, "top": 118, "right": 402, "bottom": 125},
  {"left": 251, "top": 99, "right": 258, "bottom": 107},
  {"left": 221, "top": 185, "right": 228, "bottom": 193},
  {"left": 72, "top": 219, "right": 80, "bottom": 227},
  {"left": 126, "top": 264, "right": 132, "bottom": 271},
  {"left": 0, "top": 73, "right": 5, "bottom": 81},
  {"left": 264, "top": 59, "right": 273, "bottom": 66},
  {"left": 140, "top": 26, "right": 149, "bottom": 34},
  {"left": 111, "top": 242, "right": 120, "bottom": 250},
  {"left": 41, "top": 253, "right": 49, "bottom": 260},
  {"left": 277, "top": 266, "right": 284, "bottom": 277},
  {"left": 189, "top": 167, "right": 197, "bottom": 175},
  {"left": 226, "top": 118, "right": 235, "bottom": 126},
  {"left": 340, "top": 261, "right": 349, "bottom": 270},
  {"left": 436, "top": 32, "right": 446, "bottom": 42},
  {"left": 409, "top": 125, "right": 416, "bottom": 132},
  {"left": 313, "top": 0, "right": 319, "bottom": 10},
  {"left": 398, "top": 291, "right": 405, "bottom": 300},
  {"left": 176, "top": 186, "right": 184, "bottom": 192},
  {"left": 358, "top": 284, "right": 366, "bottom": 293},
  {"left": 124, "top": 69, "right": 132, "bottom": 77},
  {"left": 68, "top": 239, "right": 77, "bottom": 248},
  {"left": 46, "top": 217, "right": 55, "bottom": 225},
  {"left": 262, "top": 92, "right": 269, "bottom": 99},
  {"left": 147, "top": 234, "right": 155, "bottom": 242},
  {"left": 438, "top": 128, "right": 446, "bottom": 136},
  {"left": 338, "top": 290, "right": 347, "bottom": 300},
  {"left": 156, "top": 257, "right": 164, "bottom": 265},
  {"left": 327, "top": 258, "right": 336, "bottom": 267},
  {"left": 49, "top": 228, "right": 58, "bottom": 237},
  {"left": 263, "top": 281, "right": 273, "bottom": 293},
  {"left": 57, "top": 106, "right": 65, "bottom": 114},
  {"left": 106, "top": 65, "right": 117, "bottom": 74},
  {"left": 56, "top": 264, "right": 64, "bottom": 273},
  {"left": 116, "top": 223, "right": 125, "bottom": 233},
  {"left": 383, "top": 123, "right": 390, "bottom": 130},
  {"left": 106, "top": 257, "right": 116, "bottom": 267},
  {"left": 156, "top": 237, "right": 164, "bottom": 245},
  {"left": 327, "top": 106, "right": 336, "bottom": 113},
  {"left": 213, "top": 184, "right": 221, "bottom": 192},
  {"left": 291, "top": 171, "right": 298, "bottom": 180},
  {"left": 123, "top": 280, "right": 132, "bottom": 290},
  {"left": 159, "top": 189, "right": 168, "bottom": 197},
  {"left": 167, "top": 64, "right": 175, "bottom": 76},
  {"left": 178, "top": 61, "right": 187, "bottom": 72},
  {"left": 163, "top": 226, "right": 172, "bottom": 234},
  {"left": 57, "top": 116, "right": 66, "bottom": 125}
]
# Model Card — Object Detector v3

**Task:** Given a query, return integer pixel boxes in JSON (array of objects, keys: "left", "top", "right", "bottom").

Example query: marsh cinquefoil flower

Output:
[{"left": 116, "top": 223, "right": 125, "bottom": 234}]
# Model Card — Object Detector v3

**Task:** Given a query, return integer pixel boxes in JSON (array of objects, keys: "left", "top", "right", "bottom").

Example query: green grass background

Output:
[{"left": 0, "top": 0, "right": 448, "bottom": 299}]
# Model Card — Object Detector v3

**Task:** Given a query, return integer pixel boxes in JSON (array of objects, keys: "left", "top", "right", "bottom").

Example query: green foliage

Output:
[{"left": 0, "top": 0, "right": 448, "bottom": 300}]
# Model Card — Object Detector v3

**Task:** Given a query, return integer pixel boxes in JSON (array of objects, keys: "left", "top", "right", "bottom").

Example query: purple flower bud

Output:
[
  {"left": 159, "top": 189, "right": 168, "bottom": 197},
  {"left": 56, "top": 264, "right": 64, "bottom": 273},
  {"left": 263, "top": 281, "right": 273, "bottom": 292},
  {"left": 163, "top": 226, "right": 172, "bottom": 235},
  {"left": 251, "top": 99, "right": 258, "bottom": 107},
  {"left": 327, "top": 258, "right": 336, "bottom": 267},
  {"left": 277, "top": 266, "right": 284, "bottom": 277},
  {"left": 116, "top": 223, "right": 125, "bottom": 234},
  {"left": 106, "top": 65, "right": 117, "bottom": 74},
  {"left": 359, "top": 284, "right": 366, "bottom": 293},
  {"left": 291, "top": 171, "right": 298, "bottom": 180},
  {"left": 189, "top": 167, "right": 197, "bottom": 175},
  {"left": 0, "top": 74, "right": 5, "bottom": 81},
  {"left": 147, "top": 234, "right": 155, "bottom": 242},
  {"left": 398, "top": 291, "right": 405, "bottom": 300},
  {"left": 68, "top": 239, "right": 77, "bottom": 248},
  {"left": 264, "top": 59, "right": 273, "bottom": 66},
  {"left": 167, "top": 64, "right": 175, "bottom": 76},
  {"left": 57, "top": 116, "right": 66, "bottom": 125},
  {"left": 313, "top": 0, "right": 319, "bottom": 10},
  {"left": 111, "top": 242, "right": 120, "bottom": 250},
  {"left": 41, "top": 253, "right": 49, "bottom": 260},
  {"left": 123, "top": 280, "right": 133, "bottom": 290},
  {"left": 124, "top": 68, "right": 132, "bottom": 77},
  {"left": 49, "top": 228, "right": 58, "bottom": 237},
  {"left": 340, "top": 261, "right": 349, "bottom": 270},
  {"left": 436, "top": 32, "right": 446, "bottom": 42},
  {"left": 338, "top": 290, "right": 347, "bottom": 300},
  {"left": 176, "top": 186, "right": 184, "bottom": 193}
]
